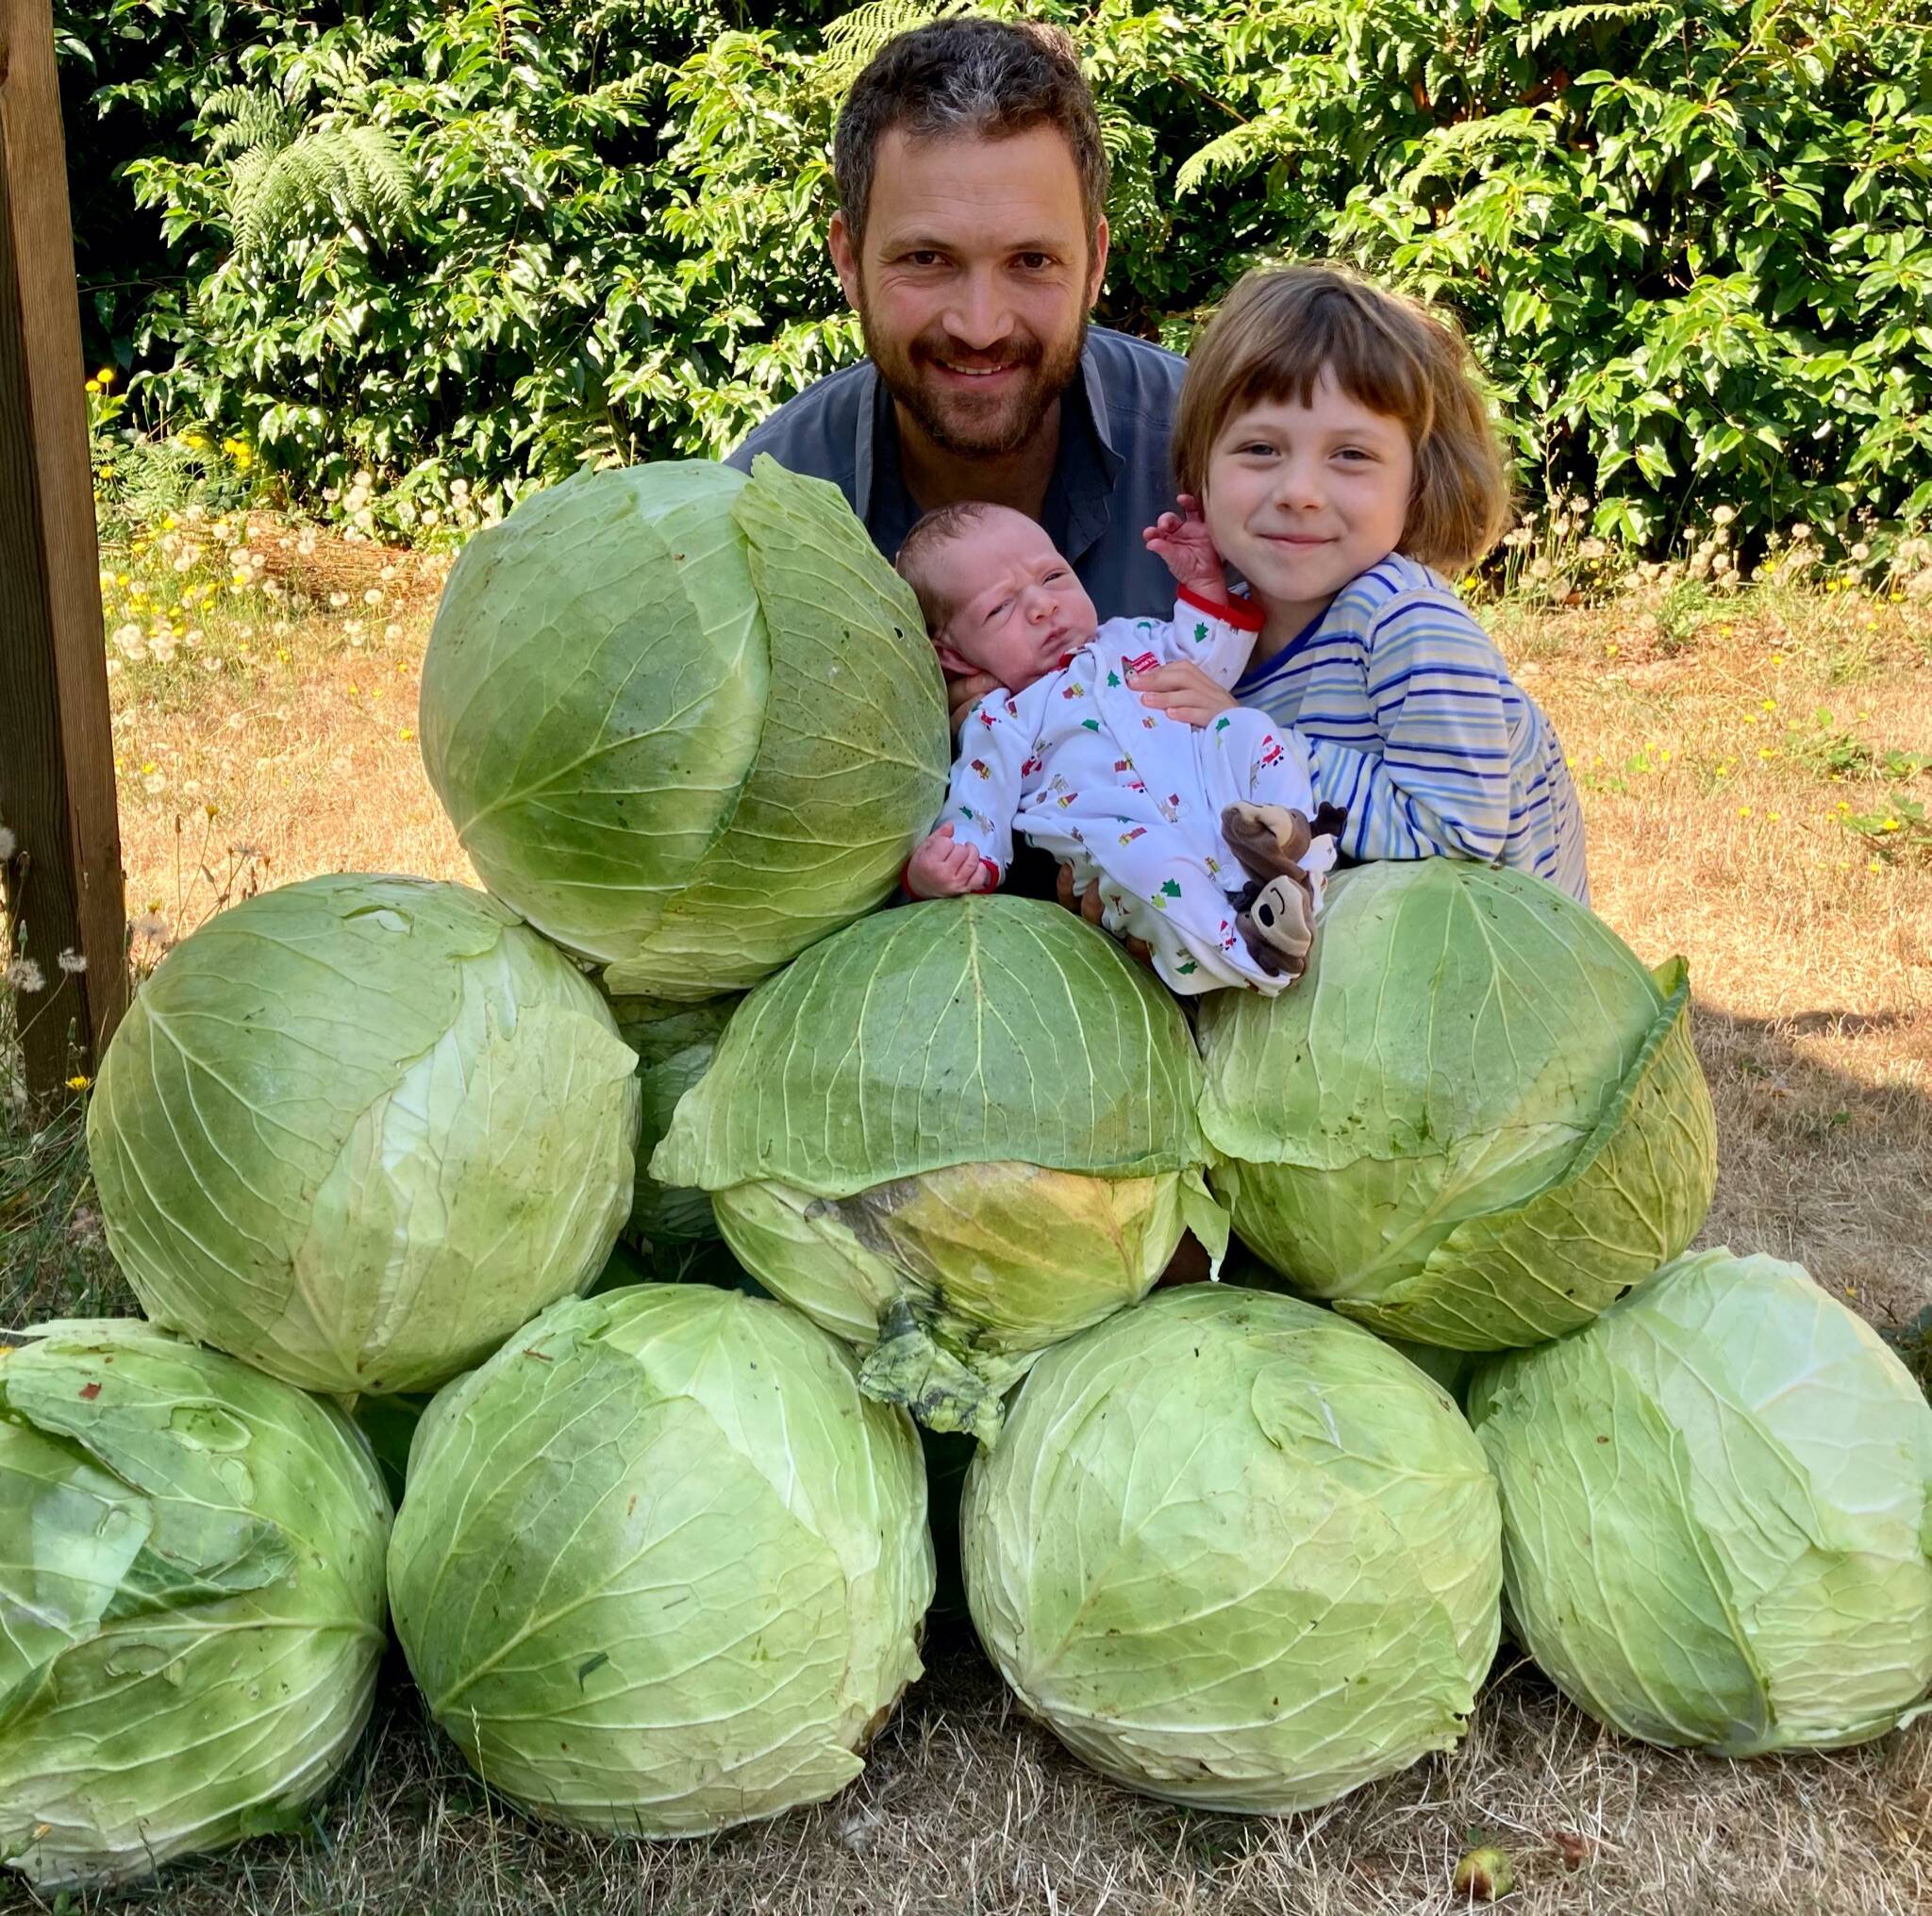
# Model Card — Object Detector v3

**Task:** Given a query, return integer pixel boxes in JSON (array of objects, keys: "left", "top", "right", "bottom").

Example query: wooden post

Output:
[{"left": 0, "top": 0, "right": 126, "bottom": 1101}]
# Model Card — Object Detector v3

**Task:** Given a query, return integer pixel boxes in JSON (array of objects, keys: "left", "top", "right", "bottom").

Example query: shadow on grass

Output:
[{"left": 1687, "top": 999, "right": 1932, "bottom": 1349}]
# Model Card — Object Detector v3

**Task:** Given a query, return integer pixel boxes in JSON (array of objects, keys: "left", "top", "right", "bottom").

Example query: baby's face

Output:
[{"left": 929, "top": 508, "right": 1099, "bottom": 692}]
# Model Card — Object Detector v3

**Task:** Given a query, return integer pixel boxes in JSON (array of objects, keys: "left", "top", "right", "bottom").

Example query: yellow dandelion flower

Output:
[
  {"left": 1868, "top": 858, "right": 1883, "bottom": 873},
  {"left": 65, "top": 1074, "right": 92, "bottom": 1091},
  {"left": 96, "top": 368, "right": 114, "bottom": 387},
  {"left": 1767, "top": 811, "right": 1781, "bottom": 823},
  {"left": 1738, "top": 806, "right": 1753, "bottom": 819},
  {"left": 1758, "top": 746, "right": 1774, "bottom": 759},
  {"left": 1760, "top": 697, "right": 1776, "bottom": 712},
  {"left": 1882, "top": 817, "right": 1901, "bottom": 831},
  {"left": 399, "top": 726, "right": 415, "bottom": 742}
]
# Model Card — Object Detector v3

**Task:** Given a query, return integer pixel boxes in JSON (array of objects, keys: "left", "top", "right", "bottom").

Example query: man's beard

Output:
[{"left": 858, "top": 297, "right": 1088, "bottom": 460}]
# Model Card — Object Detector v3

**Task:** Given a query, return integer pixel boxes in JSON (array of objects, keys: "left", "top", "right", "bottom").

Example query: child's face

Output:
[
  {"left": 1199, "top": 367, "right": 1414, "bottom": 625},
  {"left": 928, "top": 508, "right": 1099, "bottom": 691}
]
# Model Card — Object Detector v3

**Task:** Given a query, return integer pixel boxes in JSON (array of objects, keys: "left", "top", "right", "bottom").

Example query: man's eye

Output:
[
  {"left": 1044, "top": 569, "right": 1066, "bottom": 582},
  {"left": 903, "top": 250, "right": 946, "bottom": 268},
  {"left": 1015, "top": 252, "right": 1054, "bottom": 271}
]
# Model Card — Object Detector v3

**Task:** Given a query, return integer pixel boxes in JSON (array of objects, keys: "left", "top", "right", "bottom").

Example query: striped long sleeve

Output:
[{"left": 1235, "top": 558, "right": 1590, "bottom": 903}]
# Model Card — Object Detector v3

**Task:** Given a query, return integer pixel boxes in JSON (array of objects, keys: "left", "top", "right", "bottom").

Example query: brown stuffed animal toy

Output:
[{"left": 1220, "top": 801, "right": 1347, "bottom": 980}]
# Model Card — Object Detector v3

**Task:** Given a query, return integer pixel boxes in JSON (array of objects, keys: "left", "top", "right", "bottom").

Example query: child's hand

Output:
[
  {"left": 1127, "top": 660, "right": 1238, "bottom": 728},
  {"left": 906, "top": 823, "right": 994, "bottom": 899},
  {"left": 1142, "top": 495, "right": 1227, "bottom": 602}
]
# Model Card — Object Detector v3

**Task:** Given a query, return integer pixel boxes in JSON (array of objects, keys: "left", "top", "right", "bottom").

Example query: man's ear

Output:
[
  {"left": 828, "top": 211, "right": 863, "bottom": 310},
  {"left": 1084, "top": 216, "right": 1110, "bottom": 310}
]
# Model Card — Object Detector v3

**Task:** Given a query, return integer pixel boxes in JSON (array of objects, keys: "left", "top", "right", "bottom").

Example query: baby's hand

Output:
[
  {"left": 1128, "top": 660, "right": 1238, "bottom": 728},
  {"left": 1142, "top": 495, "right": 1227, "bottom": 603},
  {"left": 906, "top": 823, "right": 995, "bottom": 899}
]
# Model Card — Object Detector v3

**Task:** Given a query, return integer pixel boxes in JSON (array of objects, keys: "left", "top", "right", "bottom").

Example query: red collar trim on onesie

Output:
[{"left": 1177, "top": 583, "right": 1263, "bottom": 631}]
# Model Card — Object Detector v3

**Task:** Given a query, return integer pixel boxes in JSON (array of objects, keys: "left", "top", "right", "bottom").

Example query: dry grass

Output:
[{"left": 8, "top": 534, "right": 1932, "bottom": 1915}]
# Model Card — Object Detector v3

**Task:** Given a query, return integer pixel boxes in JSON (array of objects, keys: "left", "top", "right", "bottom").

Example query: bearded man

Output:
[{"left": 724, "top": 17, "right": 1184, "bottom": 633}]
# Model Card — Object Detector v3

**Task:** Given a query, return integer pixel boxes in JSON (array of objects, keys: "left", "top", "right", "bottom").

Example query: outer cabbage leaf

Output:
[
  {"left": 1467, "top": 1248, "right": 1932, "bottom": 1753},
  {"left": 387, "top": 1285, "right": 931, "bottom": 1838},
  {"left": 421, "top": 457, "right": 948, "bottom": 1000},
  {"left": 1198, "top": 861, "right": 1716, "bottom": 1349},
  {"left": 711, "top": 1162, "right": 1213, "bottom": 1442},
  {"left": 0, "top": 1324, "right": 389, "bottom": 1889},
  {"left": 87, "top": 875, "right": 640, "bottom": 1395},
  {"left": 653, "top": 895, "right": 1209, "bottom": 1197},
  {"left": 962, "top": 1287, "right": 1500, "bottom": 1811},
  {"left": 608, "top": 994, "right": 739, "bottom": 1247}
]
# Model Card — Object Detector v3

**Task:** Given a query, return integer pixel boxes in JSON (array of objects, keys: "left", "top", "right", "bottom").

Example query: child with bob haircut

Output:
[{"left": 1130, "top": 264, "right": 1589, "bottom": 902}]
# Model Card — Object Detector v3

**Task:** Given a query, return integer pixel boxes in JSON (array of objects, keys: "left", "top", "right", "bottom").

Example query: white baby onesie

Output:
[{"left": 943, "top": 589, "right": 1330, "bottom": 994}]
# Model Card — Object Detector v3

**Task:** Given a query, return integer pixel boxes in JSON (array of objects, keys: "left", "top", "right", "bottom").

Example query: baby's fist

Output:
[{"left": 906, "top": 823, "right": 994, "bottom": 899}]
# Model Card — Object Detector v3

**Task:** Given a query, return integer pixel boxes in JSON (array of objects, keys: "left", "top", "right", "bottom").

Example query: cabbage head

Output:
[
  {"left": 961, "top": 1287, "right": 1501, "bottom": 1812},
  {"left": 388, "top": 1285, "right": 931, "bottom": 1837},
  {"left": 1467, "top": 1247, "right": 1932, "bottom": 1754},
  {"left": 608, "top": 994, "right": 738, "bottom": 1248},
  {"left": 1197, "top": 861, "right": 1716, "bottom": 1349},
  {"left": 420, "top": 456, "right": 950, "bottom": 1000},
  {"left": 652, "top": 896, "right": 1228, "bottom": 1442},
  {"left": 0, "top": 1322, "right": 390, "bottom": 1889},
  {"left": 87, "top": 875, "right": 640, "bottom": 1396}
]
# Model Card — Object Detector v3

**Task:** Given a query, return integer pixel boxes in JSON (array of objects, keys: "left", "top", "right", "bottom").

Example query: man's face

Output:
[{"left": 830, "top": 125, "right": 1108, "bottom": 459}]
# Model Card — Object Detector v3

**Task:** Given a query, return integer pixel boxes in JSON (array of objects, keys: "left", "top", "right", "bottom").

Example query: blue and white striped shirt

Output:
[{"left": 1235, "top": 557, "right": 1589, "bottom": 903}]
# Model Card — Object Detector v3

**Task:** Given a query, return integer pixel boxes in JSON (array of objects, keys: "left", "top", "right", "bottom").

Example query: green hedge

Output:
[{"left": 59, "top": 0, "right": 1932, "bottom": 554}]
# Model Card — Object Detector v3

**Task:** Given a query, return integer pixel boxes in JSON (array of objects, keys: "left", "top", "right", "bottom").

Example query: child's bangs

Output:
[{"left": 1227, "top": 291, "right": 1435, "bottom": 442}]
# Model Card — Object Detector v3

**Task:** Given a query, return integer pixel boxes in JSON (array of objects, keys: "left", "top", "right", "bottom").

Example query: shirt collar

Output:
[{"left": 855, "top": 333, "right": 1124, "bottom": 562}]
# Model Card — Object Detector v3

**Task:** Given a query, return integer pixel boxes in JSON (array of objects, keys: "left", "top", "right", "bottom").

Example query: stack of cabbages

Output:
[{"left": 10, "top": 459, "right": 1928, "bottom": 1891}]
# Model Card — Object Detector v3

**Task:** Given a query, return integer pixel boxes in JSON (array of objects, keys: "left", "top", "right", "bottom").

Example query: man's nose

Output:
[{"left": 942, "top": 271, "right": 1015, "bottom": 354}]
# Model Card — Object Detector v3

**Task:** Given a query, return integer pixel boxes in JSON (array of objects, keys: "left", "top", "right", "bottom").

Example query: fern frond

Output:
[
  {"left": 199, "top": 83, "right": 299, "bottom": 160},
  {"left": 231, "top": 124, "right": 416, "bottom": 258},
  {"left": 821, "top": 1, "right": 972, "bottom": 84},
  {"left": 1516, "top": 1, "right": 1668, "bottom": 54},
  {"left": 1399, "top": 112, "right": 1555, "bottom": 193},
  {"left": 1174, "top": 116, "right": 1286, "bottom": 198}
]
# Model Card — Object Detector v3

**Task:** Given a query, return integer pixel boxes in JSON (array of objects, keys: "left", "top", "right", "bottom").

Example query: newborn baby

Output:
[{"left": 899, "top": 501, "right": 1339, "bottom": 992}]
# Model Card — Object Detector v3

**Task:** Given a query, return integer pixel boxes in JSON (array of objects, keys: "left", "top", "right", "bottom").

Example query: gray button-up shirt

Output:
[{"left": 724, "top": 325, "right": 1187, "bottom": 621}]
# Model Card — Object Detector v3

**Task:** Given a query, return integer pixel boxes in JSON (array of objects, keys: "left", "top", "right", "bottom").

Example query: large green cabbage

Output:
[
  {"left": 0, "top": 1323, "right": 390, "bottom": 1888},
  {"left": 961, "top": 1287, "right": 1501, "bottom": 1811},
  {"left": 652, "top": 896, "right": 1228, "bottom": 1441},
  {"left": 87, "top": 875, "right": 640, "bottom": 1396},
  {"left": 420, "top": 456, "right": 950, "bottom": 1000},
  {"left": 1468, "top": 1248, "right": 1932, "bottom": 1753},
  {"left": 1197, "top": 860, "right": 1717, "bottom": 1349},
  {"left": 387, "top": 1285, "right": 930, "bottom": 1837}
]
